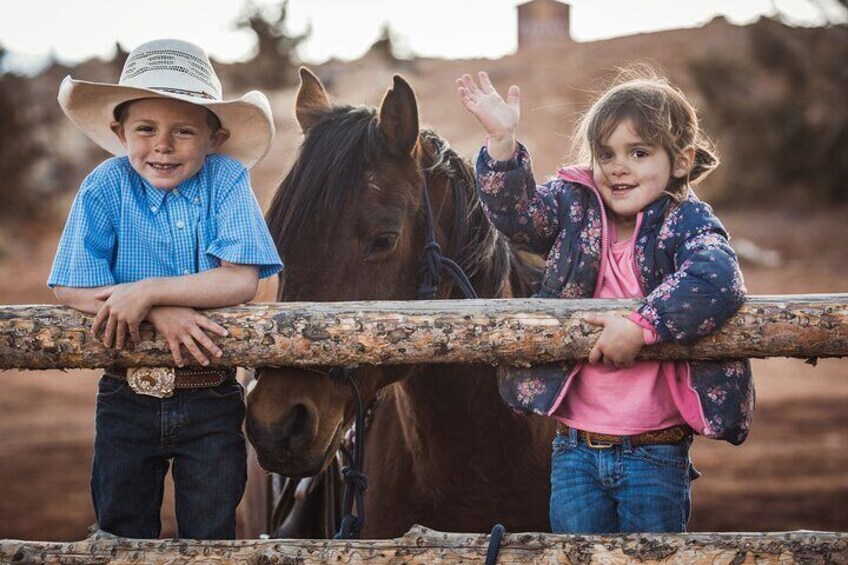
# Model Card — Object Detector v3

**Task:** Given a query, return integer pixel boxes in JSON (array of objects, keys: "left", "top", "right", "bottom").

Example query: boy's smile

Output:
[{"left": 111, "top": 98, "right": 228, "bottom": 190}]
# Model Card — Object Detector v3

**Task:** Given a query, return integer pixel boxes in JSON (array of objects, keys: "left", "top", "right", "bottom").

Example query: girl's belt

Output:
[
  {"left": 103, "top": 367, "right": 236, "bottom": 398},
  {"left": 556, "top": 422, "right": 691, "bottom": 448}
]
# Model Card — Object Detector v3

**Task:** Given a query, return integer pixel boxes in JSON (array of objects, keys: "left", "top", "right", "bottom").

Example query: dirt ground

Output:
[{"left": 0, "top": 205, "right": 846, "bottom": 541}]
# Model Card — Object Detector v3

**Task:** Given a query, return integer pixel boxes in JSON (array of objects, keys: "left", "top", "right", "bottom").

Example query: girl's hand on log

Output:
[
  {"left": 146, "top": 306, "right": 229, "bottom": 367},
  {"left": 585, "top": 315, "right": 645, "bottom": 368}
]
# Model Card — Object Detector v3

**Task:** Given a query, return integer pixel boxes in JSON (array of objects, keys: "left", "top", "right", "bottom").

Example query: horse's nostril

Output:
[{"left": 289, "top": 403, "right": 311, "bottom": 438}]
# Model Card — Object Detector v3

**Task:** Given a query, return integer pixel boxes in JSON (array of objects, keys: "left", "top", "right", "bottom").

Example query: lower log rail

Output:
[{"left": 2, "top": 526, "right": 846, "bottom": 564}]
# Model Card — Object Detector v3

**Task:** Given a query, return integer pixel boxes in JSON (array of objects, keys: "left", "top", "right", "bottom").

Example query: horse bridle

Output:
[
  {"left": 258, "top": 169, "right": 485, "bottom": 541},
  {"left": 416, "top": 175, "right": 478, "bottom": 301}
]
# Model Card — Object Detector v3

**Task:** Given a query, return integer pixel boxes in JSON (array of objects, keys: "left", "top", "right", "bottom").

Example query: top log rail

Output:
[{"left": 0, "top": 294, "right": 845, "bottom": 370}]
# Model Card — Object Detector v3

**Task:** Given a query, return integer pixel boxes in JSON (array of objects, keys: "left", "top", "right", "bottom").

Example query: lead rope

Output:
[
  {"left": 419, "top": 175, "right": 506, "bottom": 561},
  {"left": 485, "top": 523, "right": 506, "bottom": 564},
  {"left": 333, "top": 174, "right": 478, "bottom": 540},
  {"left": 331, "top": 367, "right": 367, "bottom": 539}
]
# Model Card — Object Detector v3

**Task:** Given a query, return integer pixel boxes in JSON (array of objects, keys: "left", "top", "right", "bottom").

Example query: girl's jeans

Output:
[
  {"left": 91, "top": 376, "right": 247, "bottom": 539},
  {"left": 549, "top": 427, "right": 696, "bottom": 533}
]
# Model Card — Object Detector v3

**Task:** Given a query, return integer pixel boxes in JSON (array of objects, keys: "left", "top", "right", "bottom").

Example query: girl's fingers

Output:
[
  {"left": 588, "top": 341, "right": 603, "bottom": 364},
  {"left": 456, "top": 74, "right": 474, "bottom": 90},
  {"left": 456, "top": 87, "right": 472, "bottom": 106},
  {"left": 584, "top": 314, "right": 606, "bottom": 327},
  {"left": 464, "top": 73, "right": 481, "bottom": 95},
  {"left": 457, "top": 84, "right": 478, "bottom": 104},
  {"left": 506, "top": 85, "right": 521, "bottom": 108},
  {"left": 477, "top": 71, "right": 495, "bottom": 93}
]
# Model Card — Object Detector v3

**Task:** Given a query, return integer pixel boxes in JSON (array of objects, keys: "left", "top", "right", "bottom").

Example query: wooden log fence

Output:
[
  {"left": 0, "top": 294, "right": 846, "bottom": 370},
  {"left": 2, "top": 526, "right": 846, "bottom": 564},
  {"left": 2, "top": 297, "right": 847, "bottom": 561}
]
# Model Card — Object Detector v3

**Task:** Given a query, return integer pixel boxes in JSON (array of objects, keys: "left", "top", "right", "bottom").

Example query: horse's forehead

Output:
[{"left": 366, "top": 161, "right": 421, "bottom": 197}]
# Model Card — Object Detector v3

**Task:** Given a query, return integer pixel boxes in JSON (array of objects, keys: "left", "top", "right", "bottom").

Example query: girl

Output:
[{"left": 456, "top": 69, "right": 754, "bottom": 534}]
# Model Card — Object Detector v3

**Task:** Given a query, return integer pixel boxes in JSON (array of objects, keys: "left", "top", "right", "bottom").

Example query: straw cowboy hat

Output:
[{"left": 57, "top": 38, "right": 275, "bottom": 169}]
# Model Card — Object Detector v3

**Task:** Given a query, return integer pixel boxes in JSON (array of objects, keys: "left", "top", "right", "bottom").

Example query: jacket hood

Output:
[{"left": 557, "top": 165, "right": 595, "bottom": 187}]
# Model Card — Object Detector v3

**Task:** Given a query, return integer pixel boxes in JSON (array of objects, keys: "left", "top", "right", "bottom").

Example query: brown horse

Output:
[{"left": 246, "top": 68, "right": 554, "bottom": 538}]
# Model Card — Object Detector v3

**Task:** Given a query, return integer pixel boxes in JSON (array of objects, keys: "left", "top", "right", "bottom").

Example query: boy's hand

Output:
[
  {"left": 456, "top": 71, "right": 520, "bottom": 160},
  {"left": 146, "top": 306, "right": 228, "bottom": 367},
  {"left": 585, "top": 315, "right": 646, "bottom": 368},
  {"left": 92, "top": 280, "right": 156, "bottom": 348}
]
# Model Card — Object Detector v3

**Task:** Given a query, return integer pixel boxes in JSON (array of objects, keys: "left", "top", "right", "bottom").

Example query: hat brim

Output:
[{"left": 57, "top": 76, "right": 275, "bottom": 169}]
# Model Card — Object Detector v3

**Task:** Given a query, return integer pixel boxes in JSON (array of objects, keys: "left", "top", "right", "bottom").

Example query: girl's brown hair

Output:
[{"left": 573, "top": 67, "right": 718, "bottom": 202}]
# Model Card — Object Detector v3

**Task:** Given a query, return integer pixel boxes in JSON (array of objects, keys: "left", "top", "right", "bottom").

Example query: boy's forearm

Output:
[
  {"left": 53, "top": 286, "right": 108, "bottom": 315},
  {"left": 146, "top": 263, "right": 260, "bottom": 309}
]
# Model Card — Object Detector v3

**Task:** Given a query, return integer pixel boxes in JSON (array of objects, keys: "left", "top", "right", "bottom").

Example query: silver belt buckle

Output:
[{"left": 127, "top": 367, "right": 176, "bottom": 398}]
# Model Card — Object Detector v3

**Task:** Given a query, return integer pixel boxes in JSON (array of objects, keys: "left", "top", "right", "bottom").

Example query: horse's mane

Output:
[
  {"left": 266, "top": 105, "right": 378, "bottom": 253},
  {"left": 265, "top": 104, "right": 540, "bottom": 299}
]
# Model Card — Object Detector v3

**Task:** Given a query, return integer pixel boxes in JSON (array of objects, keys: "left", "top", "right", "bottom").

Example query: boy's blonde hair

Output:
[{"left": 574, "top": 68, "right": 718, "bottom": 202}]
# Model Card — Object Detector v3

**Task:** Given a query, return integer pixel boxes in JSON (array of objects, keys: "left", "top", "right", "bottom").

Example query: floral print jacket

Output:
[{"left": 477, "top": 143, "right": 754, "bottom": 445}]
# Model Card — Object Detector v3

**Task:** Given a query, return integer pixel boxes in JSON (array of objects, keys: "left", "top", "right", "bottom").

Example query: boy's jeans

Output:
[
  {"left": 549, "top": 427, "right": 696, "bottom": 533},
  {"left": 91, "top": 375, "right": 247, "bottom": 539}
]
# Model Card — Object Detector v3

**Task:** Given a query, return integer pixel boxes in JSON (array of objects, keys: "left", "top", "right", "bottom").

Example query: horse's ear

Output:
[
  {"left": 295, "top": 66, "right": 330, "bottom": 132},
  {"left": 378, "top": 75, "right": 419, "bottom": 158}
]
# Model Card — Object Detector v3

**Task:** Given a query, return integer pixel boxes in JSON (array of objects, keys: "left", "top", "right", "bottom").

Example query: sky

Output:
[{"left": 1, "top": 0, "right": 845, "bottom": 71}]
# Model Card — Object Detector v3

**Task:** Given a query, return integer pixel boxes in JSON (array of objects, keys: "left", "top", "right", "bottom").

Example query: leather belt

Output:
[
  {"left": 556, "top": 422, "right": 691, "bottom": 449},
  {"left": 104, "top": 367, "right": 236, "bottom": 398}
]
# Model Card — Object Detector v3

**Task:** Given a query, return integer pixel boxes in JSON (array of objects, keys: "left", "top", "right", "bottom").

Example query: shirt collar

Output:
[
  {"left": 140, "top": 175, "right": 200, "bottom": 212},
  {"left": 172, "top": 176, "right": 199, "bottom": 203}
]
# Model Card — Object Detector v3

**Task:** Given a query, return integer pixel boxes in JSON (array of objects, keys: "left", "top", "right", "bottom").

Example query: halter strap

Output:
[
  {"left": 417, "top": 175, "right": 478, "bottom": 300},
  {"left": 333, "top": 171, "right": 478, "bottom": 540}
]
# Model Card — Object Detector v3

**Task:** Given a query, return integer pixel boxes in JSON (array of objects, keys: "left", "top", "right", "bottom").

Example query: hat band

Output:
[{"left": 149, "top": 86, "right": 218, "bottom": 101}]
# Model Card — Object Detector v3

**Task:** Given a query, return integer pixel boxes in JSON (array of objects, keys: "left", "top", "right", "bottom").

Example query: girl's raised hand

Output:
[{"left": 456, "top": 71, "right": 520, "bottom": 160}]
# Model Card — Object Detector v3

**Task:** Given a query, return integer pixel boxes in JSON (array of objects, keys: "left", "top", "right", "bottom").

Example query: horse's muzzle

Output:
[{"left": 245, "top": 407, "right": 335, "bottom": 477}]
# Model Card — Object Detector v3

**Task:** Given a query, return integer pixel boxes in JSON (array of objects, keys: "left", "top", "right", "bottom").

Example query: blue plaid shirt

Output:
[{"left": 48, "top": 154, "right": 282, "bottom": 288}]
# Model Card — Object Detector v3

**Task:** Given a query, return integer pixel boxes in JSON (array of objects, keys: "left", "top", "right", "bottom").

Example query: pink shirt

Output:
[{"left": 553, "top": 223, "right": 707, "bottom": 435}]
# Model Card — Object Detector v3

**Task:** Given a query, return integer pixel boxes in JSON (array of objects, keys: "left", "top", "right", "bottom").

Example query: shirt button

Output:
[
  {"left": 193, "top": 197, "right": 200, "bottom": 205},
  {"left": 176, "top": 220, "right": 185, "bottom": 229},
  {"left": 182, "top": 269, "right": 190, "bottom": 275},
  {"left": 150, "top": 205, "right": 158, "bottom": 213}
]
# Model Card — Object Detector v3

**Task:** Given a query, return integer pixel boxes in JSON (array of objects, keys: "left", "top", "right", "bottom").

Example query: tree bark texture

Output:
[
  {"left": 2, "top": 526, "right": 846, "bottom": 564},
  {"left": 1, "top": 294, "right": 845, "bottom": 370}
]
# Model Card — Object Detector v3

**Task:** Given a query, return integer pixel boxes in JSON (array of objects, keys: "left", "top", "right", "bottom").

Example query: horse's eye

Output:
[{"left": 365, "top": 233, "right": 398, "bottom": 259}]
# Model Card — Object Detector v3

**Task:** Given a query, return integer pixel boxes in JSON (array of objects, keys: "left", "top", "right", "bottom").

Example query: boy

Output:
[{"left": 48, "top": 39, "right": 283, "bottom": 539}]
